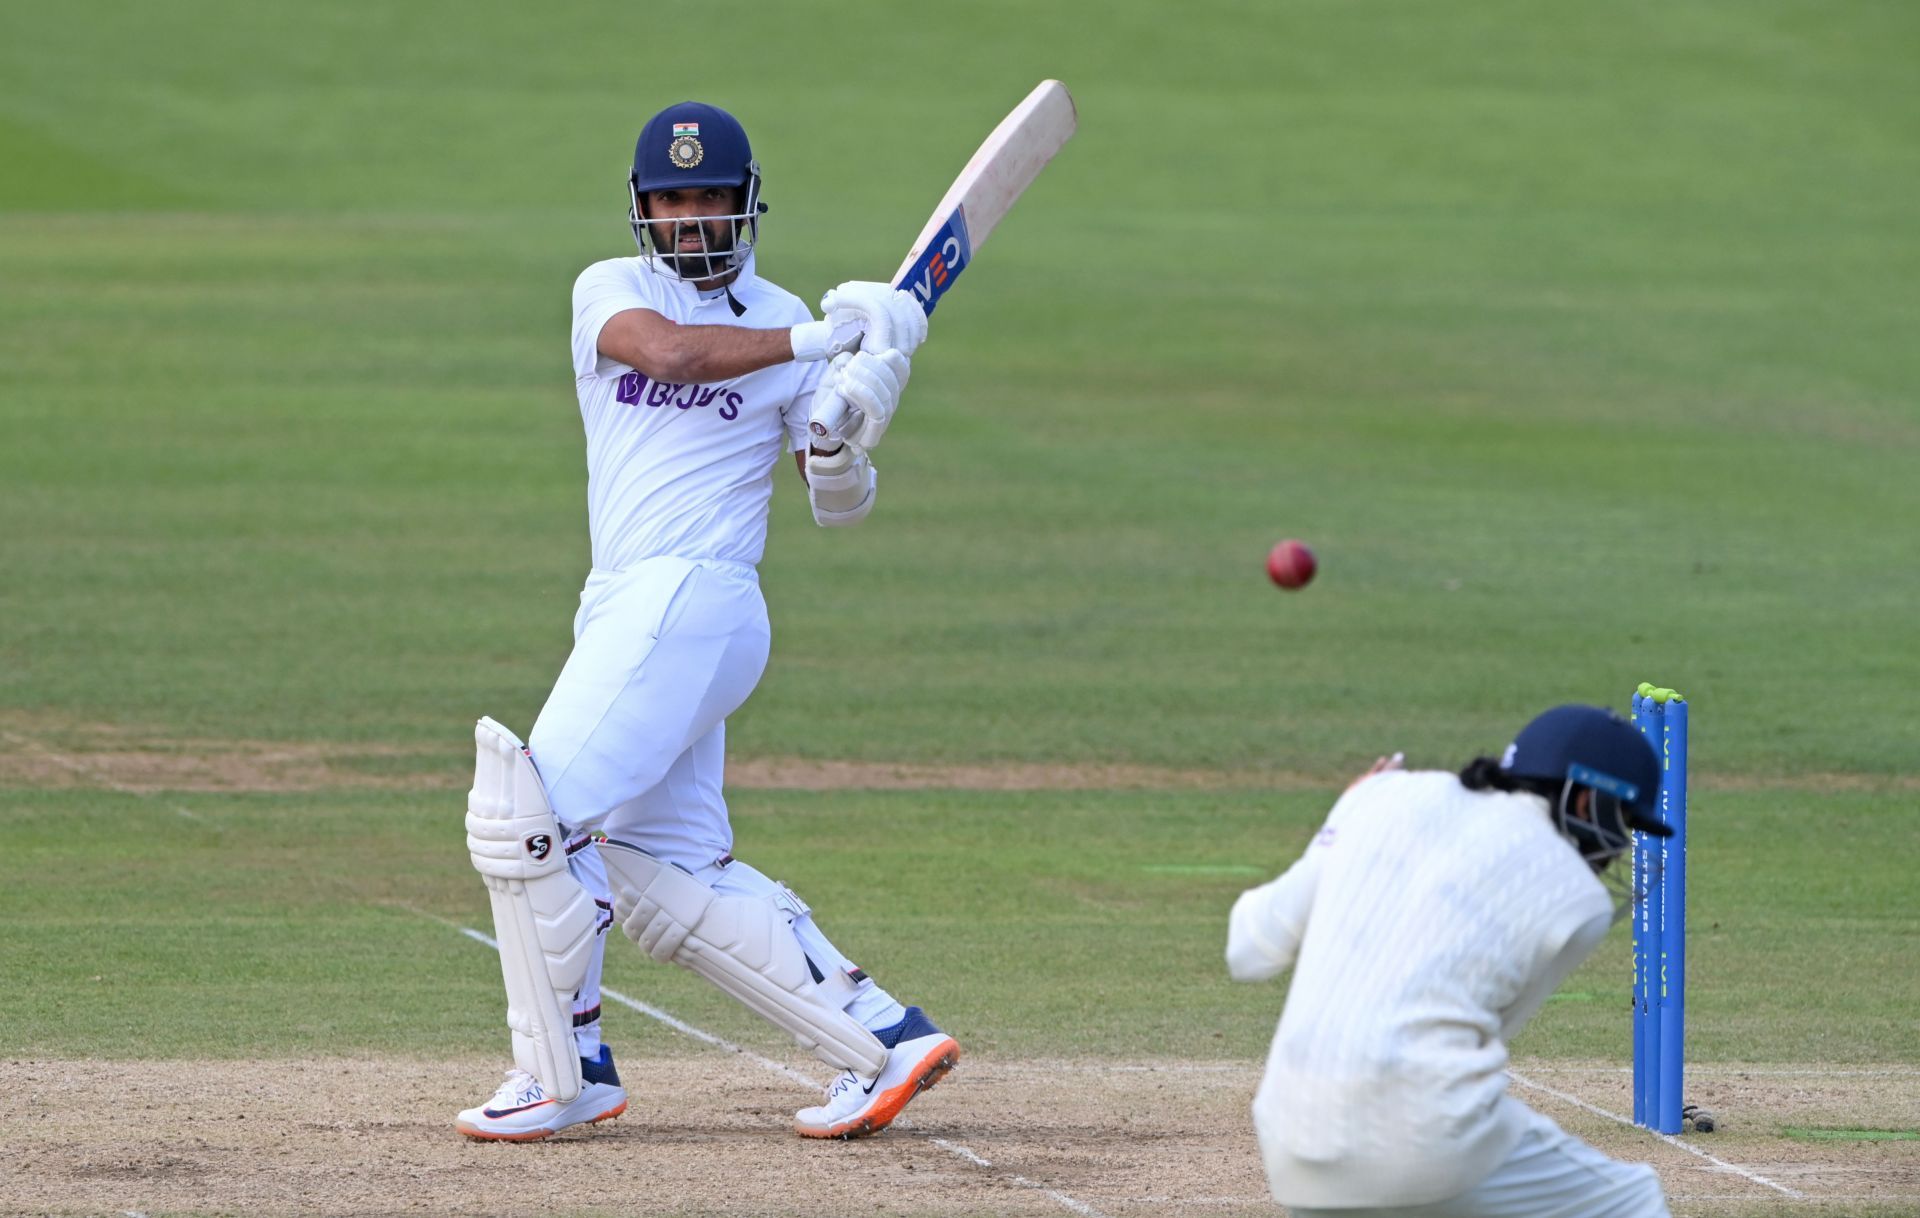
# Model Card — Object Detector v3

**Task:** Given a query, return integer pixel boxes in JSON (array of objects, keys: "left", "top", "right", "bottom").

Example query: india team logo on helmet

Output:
[{"left": 668, "top": 121, "right": 703, "bottom": 169}]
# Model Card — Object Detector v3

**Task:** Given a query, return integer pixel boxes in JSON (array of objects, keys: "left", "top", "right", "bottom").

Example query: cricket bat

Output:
[{"left": 808, "top": 79, "right": 1078, "bottom": 441}]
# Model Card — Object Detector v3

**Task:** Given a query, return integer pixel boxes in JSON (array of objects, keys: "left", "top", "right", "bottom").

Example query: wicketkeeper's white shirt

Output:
[
  {"left": 569, "top": 252, "right": 823, "bottom": 571},
  {"left": 1227, "top": 771, "right": 1613, "bottom": 1209}
]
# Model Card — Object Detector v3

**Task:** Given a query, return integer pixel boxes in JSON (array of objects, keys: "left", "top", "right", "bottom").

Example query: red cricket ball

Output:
[{"left": 1266, "top": 539, "right": 1317, "bottom": 590}]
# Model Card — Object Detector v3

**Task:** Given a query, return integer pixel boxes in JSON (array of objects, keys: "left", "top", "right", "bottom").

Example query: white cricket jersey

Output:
[
  {"left": 569, "top": 252, "right": 823, "bottom": 570},
  {"left": 1226, "top": 771, "right": 1614, "bottom": 1209}
]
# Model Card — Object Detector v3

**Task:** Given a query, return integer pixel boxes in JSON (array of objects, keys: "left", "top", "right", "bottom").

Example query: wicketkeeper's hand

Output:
[
  {"left": 821, "top": 282, "right": 928, "bottom": 358},
  {"left": 1344, "top": 751, "right": 1405, "bottom": 792},
  {"left": 829, "top": 347, "right": 912, "bottom": 452}
]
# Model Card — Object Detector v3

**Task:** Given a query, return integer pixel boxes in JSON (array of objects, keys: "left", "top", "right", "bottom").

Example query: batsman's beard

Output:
[{"left": 655, "top": 216, "right": 737, "bottom": 283}]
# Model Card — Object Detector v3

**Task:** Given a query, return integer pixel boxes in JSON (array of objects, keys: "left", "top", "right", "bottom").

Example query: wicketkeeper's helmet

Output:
[{"left": 1500, "top": 704, "right": 1667, "bottom": 863}]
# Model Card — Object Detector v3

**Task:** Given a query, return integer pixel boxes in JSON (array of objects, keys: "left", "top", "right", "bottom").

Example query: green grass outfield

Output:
[
  {"left": 2, "top": 0, "right": 1917, "bottom": 1212},
  {"left": 2, "top": 785, "right": 1914, "bottom": 1067}
]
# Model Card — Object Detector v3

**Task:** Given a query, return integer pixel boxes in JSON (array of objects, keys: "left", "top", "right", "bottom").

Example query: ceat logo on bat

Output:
[{"left": 901, "top": 210, "right": 973, "bottom": 315}]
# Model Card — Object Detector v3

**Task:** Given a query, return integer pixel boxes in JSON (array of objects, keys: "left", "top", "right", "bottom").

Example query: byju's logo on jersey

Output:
[{"left": 615, "top": 372, "right": 743, "bottom": 420}]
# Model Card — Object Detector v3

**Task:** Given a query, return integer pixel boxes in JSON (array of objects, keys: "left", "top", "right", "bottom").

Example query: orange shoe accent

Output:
[
  {"left": 457, "top": 1122, "right": 556, "bottom": 1142},
  {"left": 798, "top": 1037, "right": 960, "bottom": 1140},
  {"left": 455, "top": 1100, "right": 625, "bottom": 1141}
]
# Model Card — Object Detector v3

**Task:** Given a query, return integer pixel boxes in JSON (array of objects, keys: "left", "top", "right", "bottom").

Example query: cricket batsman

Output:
[
  {"left": 1227, "top": 705, "right": 1674, "bottom": 1217},
  {"left": 457, "top": 101, "right": 957, "bottom": 1142}
]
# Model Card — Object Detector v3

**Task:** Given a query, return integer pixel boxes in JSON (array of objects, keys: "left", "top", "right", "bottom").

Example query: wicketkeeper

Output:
[{"left": 1227, "top": 705, "right": 1673, "bottom": 1217}]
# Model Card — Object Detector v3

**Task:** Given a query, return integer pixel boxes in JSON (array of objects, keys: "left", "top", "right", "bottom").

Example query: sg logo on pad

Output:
[{"left": 524, "top": 834, "right": 553, "bottom": 861}]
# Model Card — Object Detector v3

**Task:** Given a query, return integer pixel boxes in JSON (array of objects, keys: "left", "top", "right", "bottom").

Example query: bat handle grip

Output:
[
  {"left": 808, "top": 388, "right": 853, "bottom": 443},
  {"left": 806, "top": 320, "right": 867, "bottom": 443}
]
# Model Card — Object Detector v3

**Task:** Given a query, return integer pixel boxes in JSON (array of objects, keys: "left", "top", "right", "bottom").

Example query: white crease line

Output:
[
  {"left": 928, "top": 1136, "right": 994, "bottom": 1167},
  {"left": 1067, "top": 1063, "right": 1245, "bottom": 1074},
  {"left": 922, "top": 1136, "right": 1109, "bottom": 1217},
  {"left": 1519, "top": 1066, "right": 1920, "bottom": 1077},
  {"left": 1108, "top": 1197, "right": 1269, "bottom": 1207},
  {"left": 1510, "top": 1071, "right": 1806, "bottom": 1199},
  {"left": 456, "top": 924, "right": 1112, "bottom": 1218},
  {"left": 455, "top": 928, "right": 817, "bottom": 1087},
  {"left": 3, "top": 730, "right": 216, "bottom": 827},
  {"left": 1677, "top": 1197, "right": 1920, "bottom": 1203}
]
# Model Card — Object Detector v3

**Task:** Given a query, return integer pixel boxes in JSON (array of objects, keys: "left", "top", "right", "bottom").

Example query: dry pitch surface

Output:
[
  {"left": 4, "top": 726, "right": 1916, "bottom": 1216},
  {"left": 3, "top": 1056, "right": 1915, "bottom": 1217}
]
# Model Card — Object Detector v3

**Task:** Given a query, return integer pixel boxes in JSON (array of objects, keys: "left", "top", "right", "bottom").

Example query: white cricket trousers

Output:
[
  {"left": 526, "top": 557, "right": 902, "bottom": 1046},
  {"left": 531, "top": 557, "right": 768, "bottom": 866},
  {"left": 1285, "top": 1106, "right": 1669, "bottom": 1218}
]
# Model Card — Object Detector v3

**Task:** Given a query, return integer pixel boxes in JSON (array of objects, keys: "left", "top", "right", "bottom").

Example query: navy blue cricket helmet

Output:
[
  {"left": 626, "top": 101, "right": 765, "bottom": 279},
  {"left": 1501, "top": 704, "right": 1667, "bottom": 852}
]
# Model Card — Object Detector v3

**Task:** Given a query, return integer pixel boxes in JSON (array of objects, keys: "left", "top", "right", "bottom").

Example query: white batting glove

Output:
[
  {"left": 830, "top": 348, "right": 912, "bottom": 452},
  {"left": 820, "top": 282, "right": 929, "bottom": 358},
  {"left": 790, "top": 318, "right": 865, "bottom": 362}
]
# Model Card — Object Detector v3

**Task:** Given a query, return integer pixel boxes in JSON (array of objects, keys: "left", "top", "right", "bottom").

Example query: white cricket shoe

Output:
[
  {"left": 795, "top": 1006, "right": 960, "bottom": 1139},
  {"left": 455, "top": 1046, "right": 628, "bottom": 1142}
]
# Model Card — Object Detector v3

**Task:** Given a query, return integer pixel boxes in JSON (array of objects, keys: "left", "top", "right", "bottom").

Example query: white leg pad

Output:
[
  {"left": 465, "top": 716, "right": 596, "bottom": 1103},
  {"left": 598, "top": 837, "right": 888, "bottom": 1076}
]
